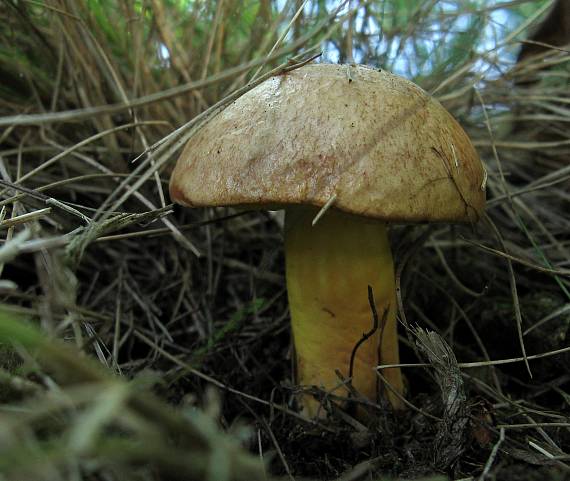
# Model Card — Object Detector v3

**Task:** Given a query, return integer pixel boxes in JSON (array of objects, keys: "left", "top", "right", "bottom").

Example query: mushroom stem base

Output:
[{"left": 284, "top": 207, "right": 404, "bottom": 418}]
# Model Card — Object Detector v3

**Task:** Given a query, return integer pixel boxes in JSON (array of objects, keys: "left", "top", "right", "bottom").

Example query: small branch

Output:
[{"left": 348, "top": 286, "right": 385, "bottom": 382}]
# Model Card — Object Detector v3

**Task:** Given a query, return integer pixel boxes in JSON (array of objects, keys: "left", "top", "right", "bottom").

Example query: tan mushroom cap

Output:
[{"left": 170, "top": 63, "right": 486, "bottom": 223}]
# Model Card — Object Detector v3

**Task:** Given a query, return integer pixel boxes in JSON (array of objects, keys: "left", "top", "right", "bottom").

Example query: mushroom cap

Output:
[{"left": 170, "top": 63, "right": 486, "bottom": 223}]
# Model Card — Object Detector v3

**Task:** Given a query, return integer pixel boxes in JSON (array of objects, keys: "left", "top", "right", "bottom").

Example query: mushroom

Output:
[{"left": 169, "top": 63, "right": 486, "bottom": 418}]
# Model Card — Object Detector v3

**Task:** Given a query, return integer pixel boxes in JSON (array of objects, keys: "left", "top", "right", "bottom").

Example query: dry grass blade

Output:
[{"left": 414, "top": 327, "right": 468, "bottom": 469}]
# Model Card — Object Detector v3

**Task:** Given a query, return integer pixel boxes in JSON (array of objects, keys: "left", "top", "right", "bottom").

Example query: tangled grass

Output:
[{"left": 0, "top": 1, "right": 568, "bottom": 480}]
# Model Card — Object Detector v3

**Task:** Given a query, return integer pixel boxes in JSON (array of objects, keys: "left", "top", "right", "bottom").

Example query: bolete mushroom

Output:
[{"left": 169, "top": 63, "right": 486, "bottom": 417}]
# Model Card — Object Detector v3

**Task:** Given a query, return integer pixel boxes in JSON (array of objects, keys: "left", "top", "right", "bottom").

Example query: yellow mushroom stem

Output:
[{"left": 284, "top": 207, "right": 404, "bottom": 417}]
